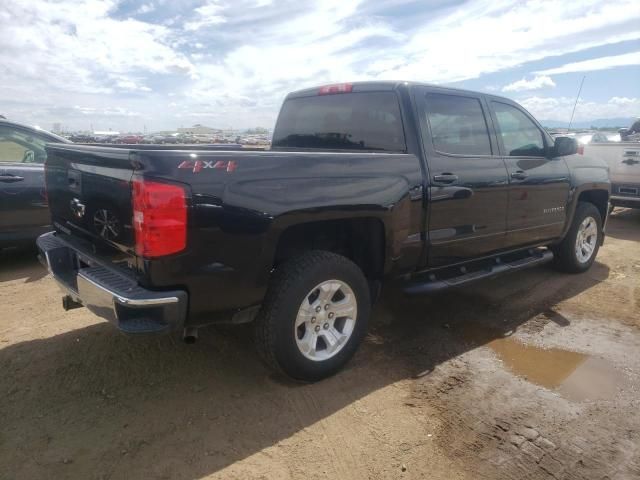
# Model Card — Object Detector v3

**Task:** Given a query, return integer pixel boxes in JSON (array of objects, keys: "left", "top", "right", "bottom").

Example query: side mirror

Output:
[{"left": 552, "top": 136, "right": 578, "bottom": 157}]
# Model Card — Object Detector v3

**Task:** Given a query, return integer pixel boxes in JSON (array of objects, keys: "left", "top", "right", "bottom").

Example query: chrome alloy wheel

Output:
[
  {"left": 93, "top": 208, "right": 120, "bottom": 240},
  {"left": 575, "top": 216, "right": 598, "bottom": 264},
  {"left": 294, "top": 280, "right": 357, "bottom": 361}
]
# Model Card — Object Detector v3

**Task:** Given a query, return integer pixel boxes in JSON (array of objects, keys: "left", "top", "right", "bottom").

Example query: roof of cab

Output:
[
  {"left": 0, "top": 119, "right": 71, "bottom": 143},
  {"left": 285, "top": 80, "right": 515, "bottom": 104}
]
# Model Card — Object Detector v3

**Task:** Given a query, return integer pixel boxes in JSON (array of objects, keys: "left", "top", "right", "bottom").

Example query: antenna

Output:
[{"left": 568, "top": 75, "right": 586, "bottom": 131}]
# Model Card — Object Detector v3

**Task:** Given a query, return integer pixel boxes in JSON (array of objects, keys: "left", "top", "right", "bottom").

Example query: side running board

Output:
[{"left": 403, "top": 249, "right": 554, "bottom": 295}]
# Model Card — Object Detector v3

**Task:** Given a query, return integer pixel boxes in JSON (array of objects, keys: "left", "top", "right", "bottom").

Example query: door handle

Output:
[
  {"left": 433, "top": 173, "right": 458, "bottom": 184},
  {"left": 511, "top": 171, "right": 529, "bottom": 180},
  {"left": 0, "top": 174, "right": 25, "bottom": 183}
]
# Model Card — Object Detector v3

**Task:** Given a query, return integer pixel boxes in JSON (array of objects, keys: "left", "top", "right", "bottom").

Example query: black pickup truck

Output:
[{"left": 37, "top": 81, "right": 610, "bottom": 381}]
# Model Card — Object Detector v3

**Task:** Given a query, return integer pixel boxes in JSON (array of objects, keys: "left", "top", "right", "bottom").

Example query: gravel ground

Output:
[{"left": 1, "top": 208, "right": 639, "bottom": 480}]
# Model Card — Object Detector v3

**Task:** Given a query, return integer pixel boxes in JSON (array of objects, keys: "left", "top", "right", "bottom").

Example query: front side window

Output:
[
  {"left": 272, "top": 92, "right": 406, "bottom": 152},
  {"left": 0, "top": 126, "right": 49, "bottom": 163},
  {"left": 425, "top": 93, "right": 492, "bottom": 156},
  {"left": 492, "top": 102, "right": 546, "bottom": 157}
]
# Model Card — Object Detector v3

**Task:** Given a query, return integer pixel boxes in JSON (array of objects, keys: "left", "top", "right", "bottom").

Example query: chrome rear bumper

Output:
[{"left": 36, "top": 232, "right": 187, "bottom": 334}]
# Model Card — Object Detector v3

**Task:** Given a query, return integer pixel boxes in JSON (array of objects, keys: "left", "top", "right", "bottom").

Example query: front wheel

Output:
[
  {"left": 552, "top": 202, "right": 602, "bottom": 273},
  {"left": 254, "top": 251, "right": 370, "bottom": 381}
]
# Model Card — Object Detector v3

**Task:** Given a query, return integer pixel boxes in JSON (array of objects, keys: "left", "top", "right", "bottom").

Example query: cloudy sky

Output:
[{"left": 1, "top": 0, "right": 639, "bottom": 132}]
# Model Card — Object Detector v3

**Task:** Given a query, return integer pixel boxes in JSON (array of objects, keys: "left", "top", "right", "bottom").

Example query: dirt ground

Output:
[{"left": 1, "top": 209, "right": 639, "bottom": 480}]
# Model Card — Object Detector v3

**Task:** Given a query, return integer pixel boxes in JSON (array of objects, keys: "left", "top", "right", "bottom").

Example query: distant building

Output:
[
  {"left": 52, "top": 123, "right": 61, "bottom": 133},
  {"left": 93, "top": 131, "right": 120, "bottom": 137},
  {"left": 177, "top": 124, "right": 222, "bottom": 135}
]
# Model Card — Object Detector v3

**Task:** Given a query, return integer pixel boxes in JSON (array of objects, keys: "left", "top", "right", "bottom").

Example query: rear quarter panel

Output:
[{"left": 135, "top": 149, "right": 424, "bottom": 321}]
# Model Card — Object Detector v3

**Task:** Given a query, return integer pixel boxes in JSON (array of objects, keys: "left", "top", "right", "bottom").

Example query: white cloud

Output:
[
  {"left": 363, "top": 0, "right": 640, "bottom": 83},
  {"left": 502, "top": 75, "right": 556, "bottom": 92},
  {"left": 174, "top": 0, "right": 640, "bottom": 128},
  {"left": 74, "top": 105, "right": 141, "bottom": 117},
  {"left": 0, "top": 1, "right": 193, "bottom": 94},
  {"left": 184, "top": 1, "right": 226, "bottom": 31},
  {"left": 1, "top": 0, "right": 640, "bottom": 131},
  {"left": 535, "top": 51, "right": 640, "bottom": 75},
  {"left": 519, "top": 96, "right": 640, "bottom": 122},
  {"left": 115, "top": 79, "right": 152, "bottom": 92},
  {"left": 609, "top": 96, "right": 638, "bottom": 106},
  {"left": 134, "top": 3, "right": 156, "bottom": 15}
]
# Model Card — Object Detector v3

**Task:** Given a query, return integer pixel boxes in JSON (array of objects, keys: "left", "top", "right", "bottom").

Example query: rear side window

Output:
[
  {"left": 425, "top": 93, "right": 492, "bottom": 156},
  {"left": 492, "top": 102, "right": 546, "bottom": 157},
  {"left": 272, "top": 92, "right": 406, "bottom": 152}
]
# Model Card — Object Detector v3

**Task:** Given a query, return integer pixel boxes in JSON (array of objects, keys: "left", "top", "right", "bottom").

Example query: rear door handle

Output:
[
  {"left": 511, "top": 171, "right": 529, "bottom": 180},
  {"left": 433, "top": 173, "right": 458, "bottom": 184},
  {"left": 0, "top": 174, "right": 25, "bottom": 183}
]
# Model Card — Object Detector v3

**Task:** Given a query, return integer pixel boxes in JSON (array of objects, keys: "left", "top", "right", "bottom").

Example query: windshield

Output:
[{"left": 272, "top": 92, "right": 406, "bottom": 152}]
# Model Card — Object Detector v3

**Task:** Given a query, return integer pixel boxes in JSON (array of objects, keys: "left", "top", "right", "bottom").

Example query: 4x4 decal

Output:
[{"left": 178, "top": 159, "right": 237, "bottom": 173}]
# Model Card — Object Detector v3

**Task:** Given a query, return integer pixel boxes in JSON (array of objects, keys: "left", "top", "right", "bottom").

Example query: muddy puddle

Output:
[{"left": 460, "top": 323, "right": 626, "bottom": 402}]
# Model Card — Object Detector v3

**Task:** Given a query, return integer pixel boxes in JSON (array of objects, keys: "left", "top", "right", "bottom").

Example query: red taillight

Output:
[
  {"left": 318, "top": 83, "right": 353, "bottom": 95},
  {"left": 132, "top": 178, "right": 187, "bottom": 258}
]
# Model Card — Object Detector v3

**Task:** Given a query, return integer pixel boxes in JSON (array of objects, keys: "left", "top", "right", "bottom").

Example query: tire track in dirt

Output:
[{"left": 409, "top": 330, "right": 640, "bottom": 480}]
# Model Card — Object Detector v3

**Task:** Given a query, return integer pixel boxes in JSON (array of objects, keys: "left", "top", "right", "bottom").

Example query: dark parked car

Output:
[
  {"left": 68, "top": 134, "right": 97, "bottom": 143},
  {"left": 160, "top": 134, "right": 180, "bottom": 144},
  {"left": 37, "top": 81, "right": 609, "bottom": 381},
  {"left": 0, "top": 120, "right": 70, "bottom": 248}
]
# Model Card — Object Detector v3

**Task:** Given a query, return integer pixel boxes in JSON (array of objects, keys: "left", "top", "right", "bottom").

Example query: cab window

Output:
[
  {"left": 425, "top": 93, "right": 492, "bottom": 156},
  {"left": 492, "top": 102, "right": 546, "bottom": 157},
  {"left": 0, "top": 126, "right": 49, "bottom": 163},
  {"left": 272, "top": 92, "right": 406, "bottom": 152}
]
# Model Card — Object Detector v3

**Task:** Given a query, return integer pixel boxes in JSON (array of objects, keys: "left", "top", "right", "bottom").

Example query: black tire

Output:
[
  {"left": 254, "top": 251, "right": 371, "bottom": 382},
  {"left": 552, "top": 202, "right": 602, "bottom": 273}
]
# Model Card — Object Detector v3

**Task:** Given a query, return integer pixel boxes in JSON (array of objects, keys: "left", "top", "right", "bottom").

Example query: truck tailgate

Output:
[{"left": 45, "top": 144, "right": 136, "bottom": 254}]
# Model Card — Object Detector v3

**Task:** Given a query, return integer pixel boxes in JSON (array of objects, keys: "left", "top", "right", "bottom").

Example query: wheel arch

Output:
[
  {"left": 577, "top": 189, "right": 609, "bottom": 223},
  {"left": 560, "top": 182, "right": 610, "bottom": 241},
  {"left": 272, "top": 217, "right": 387, "bottom": 281}
]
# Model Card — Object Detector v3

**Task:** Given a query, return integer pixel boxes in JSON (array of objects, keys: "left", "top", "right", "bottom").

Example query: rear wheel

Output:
[
  {"left": 552, "top": 202, "right": 602, "bottom": 273},
  {"left": 254, "top": 251, "right": 370, "bottom": 381}
]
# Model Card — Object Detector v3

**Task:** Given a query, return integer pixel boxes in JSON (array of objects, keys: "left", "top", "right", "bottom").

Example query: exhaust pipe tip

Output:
[
  {"left": 183, "top": 327, "right": 198, "bottom": 344},
  {"left": 62, "top": 295, "right": 83, "bottom": 311}
]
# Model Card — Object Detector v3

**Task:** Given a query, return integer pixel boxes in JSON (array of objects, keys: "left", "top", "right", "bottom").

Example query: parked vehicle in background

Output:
[
  {"left": 115, "top": 135, "right": 143, "bottom": 144},
  {"left": 175, "top": 134, "right": 194, "bottom": 144},
  {"left": 37, "top": 81, "right": 609, "bottom": 381},
  {"left": 584, "top": 140, "right": 640, "bottom": 209},
  {"left": 590, "top": 132, "right": 611, "bottom": 143},
  {"left": 577, "top": 132, "right": 612, "bottom": 144},
  {"left": 68, "top": 133, "right": 97, "bottom": 143},
  {"left": 620, "top": 118, "right": 640, "bottom": 142},
  {"left": 140, "top": 134, "right": 164, "bottom": 144},
  {"left": 189, "top": 133, "right": 216, "bottom": 143},
  {"left": 94, "top": 134, "right": 118, "bottom": 143},
  {"left": 159, "top": 134, "right": 180, "bottom": 144},
  {"left": 0, "top": 119, "right": 71, "bottom": 248}
]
